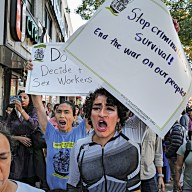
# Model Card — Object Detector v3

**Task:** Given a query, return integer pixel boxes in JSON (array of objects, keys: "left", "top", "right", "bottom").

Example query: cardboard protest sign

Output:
[
  {"left": 63, "top": 0, "right": 192, "bottom": 137},
  {"left": 25, "top": 43, "right": 100, "bottom": 96}
]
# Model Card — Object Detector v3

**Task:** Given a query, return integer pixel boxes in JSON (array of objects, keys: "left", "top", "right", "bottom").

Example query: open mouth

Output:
[
  {"left": 58, "top": 120, "right": 66, "bottom": 127},
  {"left": 99, "top": 120, "right": 107, "bottom": 127},
  {"left": 97, "top": 120, "right": 107, "bottom": 132}
]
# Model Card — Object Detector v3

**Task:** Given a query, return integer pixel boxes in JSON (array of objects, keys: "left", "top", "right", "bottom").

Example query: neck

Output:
[
  {"left": 2, "top": 180, "right": 17, "bottom": 192},
  {"left": 93, "top": 132, "right": 115, "bottom": 146},
  {"left": 0, "top": 180, "right": 16, "bottom": 192},
  {"left": 59, "top": 127, "right": 72, "bottom": 133},
  {"left": 0, "top": 181, "right": 8, "bottom": 192}
]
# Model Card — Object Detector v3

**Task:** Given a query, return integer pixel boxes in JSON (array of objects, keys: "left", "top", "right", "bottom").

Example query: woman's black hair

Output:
[
  {"left": 47, "top": 103, "right": 52, "bottom": 108},
  {"left": 18, "top": 90, "right": 34, "bottom": 109},
  {"left": 84, "top": 87, "right": 129, "bottom": 128},
  {"left": 9, "top": 91, "right": 34, "bottom": 121},
  {"left": 60, "top": 101, "right": 76, "bottom": 117},
  {"left": 75, "top": 105, "right": 80, "bottom": 116},
  {"left": 0, "top": 122, "right": 13, "bottom": 152},
  {"left": 51, "top": 103, "right": 60, "bottom": 118},
  {"left": 53, "top": 103, "right": 60, "bottom": 111}
]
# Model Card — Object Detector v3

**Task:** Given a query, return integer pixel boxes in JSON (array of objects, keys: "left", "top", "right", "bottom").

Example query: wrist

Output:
[
  {"left": 20, "top": 109, "right": 24, "bottom": 114},
  {"left": 158, "top": 174, "right": 164, "bottom": 178}
]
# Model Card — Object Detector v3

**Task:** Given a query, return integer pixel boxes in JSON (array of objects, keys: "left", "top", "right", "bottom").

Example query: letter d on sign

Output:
[{"left": 51, "top": 48, "right": 60, "bottom": 62}]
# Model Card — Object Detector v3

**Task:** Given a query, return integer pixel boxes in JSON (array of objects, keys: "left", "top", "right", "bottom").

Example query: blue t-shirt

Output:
[{"left": 45, "top": 121, "right": 87, "bottom": 190}]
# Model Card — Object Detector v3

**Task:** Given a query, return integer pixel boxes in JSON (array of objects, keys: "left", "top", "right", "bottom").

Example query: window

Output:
[{"left": 45, "top": 8, "right": 52, "bottom": 38}]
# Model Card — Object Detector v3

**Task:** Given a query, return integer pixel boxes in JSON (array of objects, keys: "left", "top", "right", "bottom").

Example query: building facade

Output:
[{"left": 0, "top": 0, "right": 73, "bottom": 116}]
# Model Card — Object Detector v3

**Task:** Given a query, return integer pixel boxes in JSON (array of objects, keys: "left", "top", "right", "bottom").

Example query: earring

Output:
[{"left": 116, "top": 122, "right": 121, "bottom": 132}]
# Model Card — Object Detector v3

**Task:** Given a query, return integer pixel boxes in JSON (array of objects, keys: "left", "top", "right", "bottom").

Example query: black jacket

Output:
[{"left": 164, "top": 122, "right": 184, "bottom": 160}]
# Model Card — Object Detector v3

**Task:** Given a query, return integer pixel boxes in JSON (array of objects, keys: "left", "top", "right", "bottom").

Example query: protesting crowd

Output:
[{"left": 0, "top": 67, "right": 192, "bottom": 192}]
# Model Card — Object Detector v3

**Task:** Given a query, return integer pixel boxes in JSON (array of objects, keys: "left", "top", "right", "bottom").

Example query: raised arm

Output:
[
  {"left": 31, "top": 95, "right": 48, "bottom": 133},
  {"left": 26, "top": 60, "right": 48, "bottom": 133}
]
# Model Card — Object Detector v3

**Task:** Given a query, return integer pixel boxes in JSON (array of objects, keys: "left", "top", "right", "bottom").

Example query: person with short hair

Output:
[
  {"left": 187, "top": 108, "right": 192, "bottom": 140},
  {"left": 31, "top": 95, "right": 89, "bottom": 190},
  {"left": 175, "top": 140, "right": 192, "bottom": 192},
  {"left": 180, "top": 107, "right": 190, "bottom": 132},
  {"left": 0, "top": 125, "right": 45, "bottom": 191},
  {"left": 125, "top": 114, "right": 164, "bottom": 192},
  {"left": 67, "top": 88, "right": 141, "bottom": 192},
  {"left": 46, "top": 103, "right": 53, "bottom": 119},
  {"left": 27, "top": 60, "right": 91, "bottom": 190},
  {"left": 164, "top": 121, "right": 184, "bottom": 192},
  {"left": 73, "top": 105, "right": 83, "bottom": 127}
]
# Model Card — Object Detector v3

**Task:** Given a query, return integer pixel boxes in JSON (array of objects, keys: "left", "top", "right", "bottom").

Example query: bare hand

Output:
[
  {"left": 18, "top": 136, "right": 32, "bottom": 147},
  {"left": 158, "top": 177, "right": 165, "bottom": 192},
  {"left": 26, "top": 59, "right": 33, "bottom": 71},
  {"left": 173, "top": 18, "right": 180, "bottom": 33},
  {"left": 176, "top": 181, "right": 182, "bottom": 192},
  {"left": 15, "top": 100, "right": 23, "bottom": 113}
]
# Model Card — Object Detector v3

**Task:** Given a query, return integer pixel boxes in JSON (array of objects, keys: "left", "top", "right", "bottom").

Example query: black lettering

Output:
[
  {"left": 57, "top": 78, "right": 65, "bottom": 85},
  {"left": 110, "top": 38, "right": 121, "bottom": 49},
  {"left": 78, "top": 68, "right": 82, "bottom": 73},
  {"left": 80, "top": 78, "right": 84, "bottom": 83},
  {"left": 32, "top": 78, "right": 40, "bottom": 87},
  {"left": 127, "top": 8, "right": 141, "bottom": 21},
  {"left": 154, "top": 67, "right": 160, "bottom": 73},
  {"left": 94, "top": 28, "right": 101, "bottom": 35},
  {"left": 75, "top": 75, "right": 80, "bottom": 83},
  {"left": 143, "top": 58, "right": 149, "bottom": 65},
  {"left": 41, "top": 81, "right": 50, "bottom": 86},
  {"left": 60, "top": 52, "right": 67, "bottom": 62},
  {"left": 51, "top": 48, "right": 60, "bottom": 61},
  {"left": 124, "top": 48, "right": 132, "bottom": 55},
  {"left": 41, "top": 65, "right": 49, "bottom": 76},
  {"left": 135, "top": 33, "right": 143, "bottom": 41},
  {"left": 86, "top": 77, "right": 92, "bottom": 83},
  {"left": 168, "top": 57, "right": 174, "bottom": 65}
]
